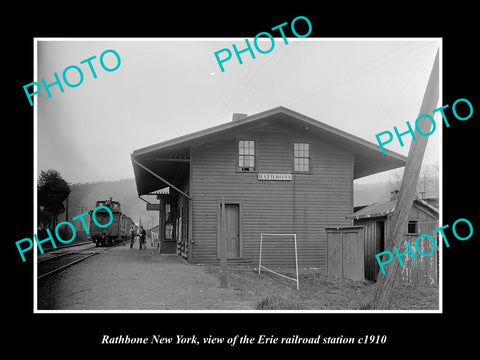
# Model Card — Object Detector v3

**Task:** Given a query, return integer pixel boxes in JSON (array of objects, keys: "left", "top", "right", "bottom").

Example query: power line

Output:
[
  {"left": 286, "top": 43, "right": 432, "bottom": 109},
  {"left": 210, "top": 41, "right": 298, "bottom": 125}
]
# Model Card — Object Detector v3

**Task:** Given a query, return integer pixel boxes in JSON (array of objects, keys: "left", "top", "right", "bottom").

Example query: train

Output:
[{"left": 89, "top": 198, "right": 137, "bottom": 247}]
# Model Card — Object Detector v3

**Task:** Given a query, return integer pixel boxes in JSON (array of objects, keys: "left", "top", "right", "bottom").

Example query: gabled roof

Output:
[
  {"left": 351, "top": 197, "right": 439, "bottom": 220},
  {"left": 131, "top": 106, "right": 407, "bottom": 196}
]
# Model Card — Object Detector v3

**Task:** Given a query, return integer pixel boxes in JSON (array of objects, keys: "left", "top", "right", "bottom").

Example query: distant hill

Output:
[
  {"left": 59, "top": 177, "right": 392, "bottom": 232},
  {"left": 354, "top": 182, "right": 391, "bottom": 206},
  {"left": 354, "top": 162, "right": 439, "bottom": 207},
  {"left": 59, "top": 178, "right": 159, "bottom": 230}
]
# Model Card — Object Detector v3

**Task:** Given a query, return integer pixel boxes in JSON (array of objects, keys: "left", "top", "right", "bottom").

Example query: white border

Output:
[{"left": 33, "top": 37, "right": 442, "bottom": 314}]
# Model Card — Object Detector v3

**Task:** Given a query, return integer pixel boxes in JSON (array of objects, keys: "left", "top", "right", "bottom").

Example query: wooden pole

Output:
[
  {"left": 219, "top": 196, "right": 228, "bottom": 288},
  {"left": 158, "top": 198, "right": 162, "bottom": 254},
  {"left": 65, "top": 196, "right": 69, "bottom": 223},
  {"left": 372, "top": 50, "right": 439, "bottom": 309}
]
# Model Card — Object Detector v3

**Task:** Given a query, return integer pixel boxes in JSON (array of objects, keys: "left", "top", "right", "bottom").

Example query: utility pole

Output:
[
  {"left": 219, "top": 196, "right": 228, "bottom": 288},
  {"left": 76, "top": 205, "right": 87, "bottom": 231},
  {"left": 65, "top": 196, "right": 69, "bottom": 222},
  {"left": 372, "top": 50, "right": 439, "bottom": 309}
]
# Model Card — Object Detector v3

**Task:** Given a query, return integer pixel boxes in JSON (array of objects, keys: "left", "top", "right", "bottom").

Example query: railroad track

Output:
[
  {"left": 38, "top": 241, "right": 93, "bottom": 253},
  {"left": 37, "top": 246, "right": 106, "bottom": 279}
]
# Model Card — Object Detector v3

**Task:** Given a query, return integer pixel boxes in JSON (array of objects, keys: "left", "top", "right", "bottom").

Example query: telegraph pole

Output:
[
  {"left": 76, "top": 205, "right": 87, "bottom": 231},
  {"left": 372, "top": 50, "right": 439, "bottom": 309},
  {"left": 65, "top": 196, "right": 69, "bottom": 222}
]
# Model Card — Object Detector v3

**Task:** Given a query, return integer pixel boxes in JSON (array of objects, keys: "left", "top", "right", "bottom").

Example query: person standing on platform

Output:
[
  {"left": 129, "top": 226, "right": 135, "bottom": 249},
  {"left": 139, "top": 226, "right": 146, "bottom": 250}
]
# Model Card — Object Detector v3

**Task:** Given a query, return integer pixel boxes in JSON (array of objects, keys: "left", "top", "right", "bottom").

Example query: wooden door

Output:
[
  {"left": 326, "top": 226, "right": 365, "bottom": 281},
  {"left": 342, "top": 231, "right": 364, "bottom": 281},
  {"left": 327, "top": 232, "right": 343, "bottom": 278},
  {"left": 374, "top": 221, "right": 385, "bottom": 281},
  {"left": 224, "top": 204, "right": 240, "bottom": 259}
]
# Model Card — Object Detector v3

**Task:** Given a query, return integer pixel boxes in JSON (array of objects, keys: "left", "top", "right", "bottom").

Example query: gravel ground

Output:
[
  {"left": 37, "top": 244, "right": 255, "bottom": 310},
  {"left": 37, "top": 243, "right": 438, "bottom": 311}
]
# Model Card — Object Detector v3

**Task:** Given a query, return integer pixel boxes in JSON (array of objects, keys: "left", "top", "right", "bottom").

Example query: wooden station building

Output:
[{"left": 131, "top": 106, "right": 406, "bottom": 269}]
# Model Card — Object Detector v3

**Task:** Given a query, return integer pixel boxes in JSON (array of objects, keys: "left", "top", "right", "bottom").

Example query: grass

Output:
[
  {"left": 256, "top": 295, "right": 306, "bottom": 310},
  {"left": 204, "top": 265, "right": 439, "bottom": 310}
]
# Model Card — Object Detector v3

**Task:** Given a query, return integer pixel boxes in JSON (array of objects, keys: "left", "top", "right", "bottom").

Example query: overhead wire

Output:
[
  {"left": 209, "top": 41, "right": 274, "bottom": 125},
  {"left": 379, "top": 43, "right": 434, "bottom": 123},
  {"left": 221, "top": 41, "right": 300, "bottom": 119},
  {"left": 240, "top": 41, "right": 301, "bottom": 107},
  {"left": 210, "top": 40, "right": 299, "bottom": 125},
  {"left": 287, "top": 43, "right": 411, "bottom": 107},
  {"left": 285, "top": 42, "right": 431, "bottom": 109},
  {"left": 210, "top": 41, "right": 438, "bottom": 126}
]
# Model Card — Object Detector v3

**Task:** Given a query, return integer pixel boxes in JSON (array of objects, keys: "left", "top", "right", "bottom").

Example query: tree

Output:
[
  {"left": 38, "top": 169, "right": 71, "bottom": 230},
  {"left": 385, "top": 168, "right": 404, "bottom": 196},
  {"left": 417, "top": 162, "right": 439, "bottom": 199},
  {"left": 386, "top": 161, "right": 439, "bottom": 200}
]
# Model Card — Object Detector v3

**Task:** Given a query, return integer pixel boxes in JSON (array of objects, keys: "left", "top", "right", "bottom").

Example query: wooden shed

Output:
[
  {"left": 131, "top": 106, "right": 406, "bottom": 269},
  {"left": 326, "top": 226, "right": 365, "bottom": 281},
  {"left": 351, "top": 191, "right": 439, "bottom": 284}
]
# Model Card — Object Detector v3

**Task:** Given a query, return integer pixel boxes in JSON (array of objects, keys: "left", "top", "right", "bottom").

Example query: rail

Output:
[{"left": 37, "top": 245, "right": 103, "bottom": 279}]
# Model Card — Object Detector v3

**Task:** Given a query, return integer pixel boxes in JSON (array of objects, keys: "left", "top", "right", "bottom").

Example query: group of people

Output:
[{"left": 129, "top": 225, "right": 146, "bottom": 250}]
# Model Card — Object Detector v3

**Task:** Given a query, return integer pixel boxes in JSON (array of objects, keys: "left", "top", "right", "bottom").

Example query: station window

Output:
[
  {"left": 407, "top": 221, "right": 418, "bottom": 234},
  {"left": 165, "top": 204, "right": 171, "bottom": 221},
  {"left": 294, "top": 143, "right": 310, "bottom": 172},
  {"left": 165, "top": 224, "right": 173, "bottom": 240},
  {"left": 238, "top": 140, "right": 256, "bottom": 171}
]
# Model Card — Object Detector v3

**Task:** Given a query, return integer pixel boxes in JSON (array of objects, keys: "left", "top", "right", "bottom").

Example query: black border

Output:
[{"left": 7, "top": 4, "right": 478, "bottom": 356}]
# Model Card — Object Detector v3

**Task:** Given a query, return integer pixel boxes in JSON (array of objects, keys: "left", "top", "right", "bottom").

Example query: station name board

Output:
[
  {"left": 257, "top": 173, "right": 292, "bottom": 181},
  {"left": 146, "top": 203, "right": 161, "bottom": 211}
]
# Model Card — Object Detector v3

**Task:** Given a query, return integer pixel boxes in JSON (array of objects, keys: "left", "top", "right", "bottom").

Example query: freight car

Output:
[{"left": 89, "top": 198, "right": 136, "bottom": 247}]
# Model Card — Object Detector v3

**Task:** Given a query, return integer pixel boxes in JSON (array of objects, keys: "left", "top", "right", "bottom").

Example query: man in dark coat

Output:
[{"left": 139, "top": 226, "right": 146, "bottom": 250}]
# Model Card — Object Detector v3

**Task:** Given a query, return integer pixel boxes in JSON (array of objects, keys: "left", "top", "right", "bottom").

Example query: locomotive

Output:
[{"left": 89, "top": 198, "right": 136, "bottom": 247}]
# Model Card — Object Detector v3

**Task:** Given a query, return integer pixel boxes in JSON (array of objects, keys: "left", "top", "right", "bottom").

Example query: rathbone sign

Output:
[{"left": 257, "top": 173, "right": 292, "bottom": 181}]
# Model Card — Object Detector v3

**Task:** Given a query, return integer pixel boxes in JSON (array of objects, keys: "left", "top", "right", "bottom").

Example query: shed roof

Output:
[
  {"left": 131, "top": 106, "right": 407, "bottom": 196},
  {"left": 351, "top": 197, "right": 439, "bottom": 220}
]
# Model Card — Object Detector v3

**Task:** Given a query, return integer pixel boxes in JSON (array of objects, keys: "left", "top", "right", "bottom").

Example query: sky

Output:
[{"left": 36, "top": 38, "right": 441, "bottom": 185}]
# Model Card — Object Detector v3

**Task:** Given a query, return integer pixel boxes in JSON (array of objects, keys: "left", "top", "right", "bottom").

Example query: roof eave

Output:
[
  {"left": 132, "top": 106, "right": 406, "bottom": 163},
  {"left": 132, "top": 106, "right": 287, "bottom": 157}
]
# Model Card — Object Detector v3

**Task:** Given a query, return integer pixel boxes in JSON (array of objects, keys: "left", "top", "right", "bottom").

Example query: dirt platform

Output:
[{"left": 37, "top": 244, "right": 255, "bottom": 310}]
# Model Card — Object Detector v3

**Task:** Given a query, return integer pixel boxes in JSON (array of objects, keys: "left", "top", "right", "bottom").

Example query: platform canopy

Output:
[{"left": 131, "top": 106, "right": 407, "bottom": 197}]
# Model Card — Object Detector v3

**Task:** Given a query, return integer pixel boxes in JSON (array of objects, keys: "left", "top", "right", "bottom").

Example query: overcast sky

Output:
[{"left": 36, "top": 38, "right": 440, "bottom": 185}]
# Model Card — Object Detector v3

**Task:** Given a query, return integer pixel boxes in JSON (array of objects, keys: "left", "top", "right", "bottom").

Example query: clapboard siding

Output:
[{"left": 190, "top": 122, "right": 353, "bottom": 268}]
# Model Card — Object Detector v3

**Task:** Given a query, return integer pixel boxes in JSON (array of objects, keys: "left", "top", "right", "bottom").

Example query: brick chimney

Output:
[
  {"left": 232, "top": 113, "right": 248, "bottom": 121},
  {"left": 390, "top": 190, "right": 399, "bottom": 201}
]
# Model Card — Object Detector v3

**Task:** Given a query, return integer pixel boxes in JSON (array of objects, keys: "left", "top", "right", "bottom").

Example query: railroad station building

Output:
[{"left": 131, "top": 106, "right": 406, "bottom": 269}]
